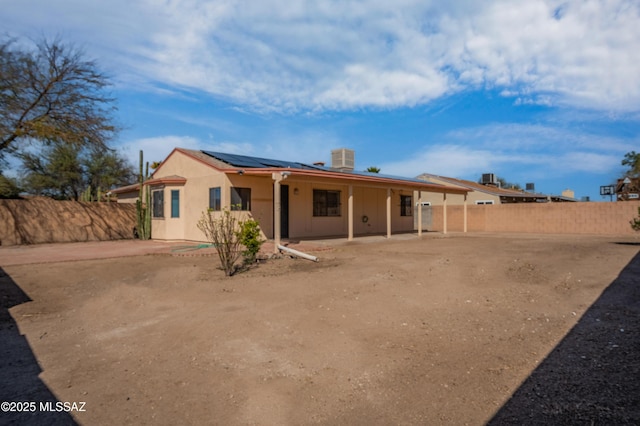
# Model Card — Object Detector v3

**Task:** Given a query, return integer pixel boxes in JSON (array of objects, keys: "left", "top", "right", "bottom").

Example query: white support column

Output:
[
  {"left": 463, "top": 192, "right": 468, "bottom": 233},
  {"left": 272, "top": 173, "right": 282, "bottom": 254},
  {"left": 443, "top": 192, "right": 448, "bottom": 234},
  {"left": 348, "top": 185, "right": 354, "bottom": 241},
  {"left": 386, "top": 188, "right": 392, "bottom": 238},
  {"left": 417, "top": 190, "right": 423, "bottom": 237}
]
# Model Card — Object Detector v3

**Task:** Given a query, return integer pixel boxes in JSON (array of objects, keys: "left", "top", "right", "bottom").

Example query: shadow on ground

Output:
[
  {"left": 489, "top": 251, "right": 640, "bottom": 425},
  {"left": 0, "top": 267, "right": 77, "bottom": 425}
]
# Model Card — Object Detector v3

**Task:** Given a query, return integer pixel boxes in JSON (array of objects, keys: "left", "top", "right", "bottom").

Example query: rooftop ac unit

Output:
[
  {"left": 481, "top": 173, "right": 496, "bottom": 185},
  {"left": 331, "top": 148, "right": 355, "bottom": 171}
]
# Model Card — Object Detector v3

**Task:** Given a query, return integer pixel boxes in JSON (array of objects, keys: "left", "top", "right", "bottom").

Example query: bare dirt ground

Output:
[{"left": 1, "top": 233, "right": 639, "bottom": 425}]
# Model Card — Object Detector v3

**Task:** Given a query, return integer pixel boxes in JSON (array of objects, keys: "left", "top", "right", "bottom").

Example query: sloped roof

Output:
[
  {"left": 417, "top": 173, "right": 576, "bottom": 202},
  {"left": 109, "top": 182, "right": 139, "bottom": 195},
  {"left": 134, "top": 148, "right": 468, "bottom": 194},
  {"left": 418, "top": 173, "right": 536, "bottom": 196}
]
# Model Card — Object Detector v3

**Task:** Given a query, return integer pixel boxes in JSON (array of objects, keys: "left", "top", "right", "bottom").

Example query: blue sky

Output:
[{"left": 3, "top": 0, "right": 639, "bottom": 201}]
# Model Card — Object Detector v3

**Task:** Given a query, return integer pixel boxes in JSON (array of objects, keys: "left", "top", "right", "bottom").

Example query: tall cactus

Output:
[
  {"left": 136, "top": 150, "right": 152, "bottom": 239},
  {"left": 80, "top": 185, "right": 92, "bottom": 202}
]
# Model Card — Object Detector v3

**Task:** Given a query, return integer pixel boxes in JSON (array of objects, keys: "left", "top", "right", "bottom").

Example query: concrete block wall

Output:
[{"left": 427, "top": 201, "right": 640, "bottom": 235}]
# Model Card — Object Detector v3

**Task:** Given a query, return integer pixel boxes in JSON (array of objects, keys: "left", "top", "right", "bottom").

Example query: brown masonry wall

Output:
[
  {"left": 429, "top": 201, "right": 640, "bottom": 235},
  {"left": 0, "top": 198, "right": 137, "bottom": 246}
]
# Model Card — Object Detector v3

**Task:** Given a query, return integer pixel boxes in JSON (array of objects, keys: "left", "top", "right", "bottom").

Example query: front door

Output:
[{"left": 280, "top": 185, "right": 289, "bottom": 238}]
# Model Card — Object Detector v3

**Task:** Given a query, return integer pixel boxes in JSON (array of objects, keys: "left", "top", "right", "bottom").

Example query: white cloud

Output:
[
  {"left": 118, "top": 135, "right": 205, "bottom": 167},
  {"left": 117, "top": 129, "right": 342, "bottom": 168},
  {"left": 2, "top": 0, "right": 640, "bottom": 112},
  {"left": 379, "top": 123, "right": 634, "bottom": 179}
]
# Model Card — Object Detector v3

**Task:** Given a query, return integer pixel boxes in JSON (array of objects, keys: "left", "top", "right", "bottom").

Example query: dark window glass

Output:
[
  {"left": 152, "top": 190, "right": 164, "bottom": 218},
  {"left": 313, "top": 189, "right": 341, "bottom": 216},
  {"left": 209, "top": 187, "right": 221, "bottom": 211},
  {"left": 400, "top": 195, "right": 412, "bottom": 216},
  {"left": 171, "top": 190, "right": 180, "bottom": 218},
  {"left": 230, "top": 187, "right": 251, "bottom": 211}
]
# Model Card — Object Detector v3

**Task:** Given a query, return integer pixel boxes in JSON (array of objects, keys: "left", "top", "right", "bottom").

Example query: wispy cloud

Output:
[
  {"left": 119, "top": 135, "right": 205, "bottom": 166},
  {"left": 4, "top": 0, "right": 638, "bottom": 112},
  {"left": 379, "top": 123, "right": 632, "bottom": 179}
]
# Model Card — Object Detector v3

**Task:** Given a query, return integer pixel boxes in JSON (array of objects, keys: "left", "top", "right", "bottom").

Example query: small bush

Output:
[
  {"left": 632, "top": 207, "right": 640, "bottom": 232},
  {"left": 197, "top": 209, "right": 242, "bottom": 276},
  {"left": 238, "top": 219, "right": 264, "bottom": 264}
]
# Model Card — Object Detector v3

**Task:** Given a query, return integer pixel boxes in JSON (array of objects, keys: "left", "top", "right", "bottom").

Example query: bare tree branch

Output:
[{"left": 0, "top": 36, "right": 119, "bottom": 159}]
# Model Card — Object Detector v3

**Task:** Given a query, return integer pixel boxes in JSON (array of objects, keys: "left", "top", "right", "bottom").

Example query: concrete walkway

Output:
[
  {"left": 0, "top": 232, "right": 446, "bottom": 267},
  {"left": 0, "top": 240, "right": 185, "bottom": 266}
]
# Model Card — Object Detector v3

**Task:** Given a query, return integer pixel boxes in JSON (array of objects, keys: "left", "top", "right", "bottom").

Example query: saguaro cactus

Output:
[{"left": 136, "top": 150, "right": 152, "bottom": 239}]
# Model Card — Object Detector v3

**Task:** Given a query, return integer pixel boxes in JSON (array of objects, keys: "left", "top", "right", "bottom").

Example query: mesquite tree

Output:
[{"left": 0, "top": 36, "right": 117, "bottom": 160}]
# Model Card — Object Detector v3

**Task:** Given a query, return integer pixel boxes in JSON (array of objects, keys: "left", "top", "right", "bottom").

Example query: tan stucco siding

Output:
[
  {"left": 151, "top": 151, "right": 228, "bottom": 241},
  {"left": 115, "top": 192, "right": 139, "bottom": 204},
  {"left": 285, "top": 182, "right": 415, "bottom": 238},
  {"left": 149, "top": 151, "right": 445, "bottom": 241},
  {"left": 414, "top": 177, "right": 500, "bottom": 206},
  {"left": 227, "top": 175, "right": 274, "bottom": 240}
]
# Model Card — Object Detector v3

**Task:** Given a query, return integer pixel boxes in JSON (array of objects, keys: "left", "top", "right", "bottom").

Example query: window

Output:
[
  {"left": 209, "top": 187, "right": 221, "bottom": 211},
  {"left": 313, "top": 189, "right": 341, "bottom": 217},
  {"left": 230, "top": 187, "right": 251, "bottom": 211},
  {"left": 171, "top": 190, "right": 180, "bottom": 218},
  {"left": 475, "top": 200, "right": 495, "bottom": 205},
  {"left": 400, "top": 195, "right": 412, "bottom": 216},
  {"left": 152, "top": 189, "right": 164, "bottom": 218}
]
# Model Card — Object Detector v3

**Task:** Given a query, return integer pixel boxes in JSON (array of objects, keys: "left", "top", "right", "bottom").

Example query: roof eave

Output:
[{"left": 224, "top": 168, "right": 468, "bottom": 194}]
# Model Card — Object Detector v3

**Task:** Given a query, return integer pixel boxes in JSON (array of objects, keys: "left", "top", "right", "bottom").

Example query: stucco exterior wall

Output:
[
  {"left": 147, "top": 151, "right": 444, "bottom": 241},
  {"left": 150, "top": 151, "right": 228, "bottom": 241},
  {"left": 427, "top": 201, "right": 640, "bottom": 235},
  {"left": 285, "top": 182, "right": 415, "bottom": 238},
  {"left": 416, "top": 176, "right": 502, "bottom": 206},
  {"left": 115, "top": 192, "right": 139, "bottom": 204}
]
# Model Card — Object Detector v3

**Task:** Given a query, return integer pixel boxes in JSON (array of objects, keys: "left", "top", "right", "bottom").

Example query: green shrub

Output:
[
  {"left": 237, "top": 219, "right": 264, "bottom": 264},
  {"left": 632, "top": 207, "right": 640, "bottom": 232}
]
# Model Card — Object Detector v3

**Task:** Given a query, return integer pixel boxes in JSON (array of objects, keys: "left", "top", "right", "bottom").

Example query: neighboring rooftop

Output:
[{"left": 417, "top": 173, "right": 577, "bottom": 202}]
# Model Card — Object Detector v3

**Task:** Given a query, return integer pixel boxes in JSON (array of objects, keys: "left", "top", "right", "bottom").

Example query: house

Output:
[
  {"left": 113, "top": 148, "right": 469, "bottom": 247},
  {"left": 615, "top": 177, "right": 640, "bottom": 201},
  {"left": 415, "top": 173, "right": 577, "bottom": 206}
]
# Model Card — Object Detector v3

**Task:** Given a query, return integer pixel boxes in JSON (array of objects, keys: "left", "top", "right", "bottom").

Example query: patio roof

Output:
[{"left": 183, "top": 149, "right": 468, "bottom": 195}]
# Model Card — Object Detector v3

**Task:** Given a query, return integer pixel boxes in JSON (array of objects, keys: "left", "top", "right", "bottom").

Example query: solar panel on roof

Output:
[
  {"left": 202, "top": 151, "right": 265, "bottom": 168},
  {"left": 203, "top": 151, "right": 329, "bottom": 170}
]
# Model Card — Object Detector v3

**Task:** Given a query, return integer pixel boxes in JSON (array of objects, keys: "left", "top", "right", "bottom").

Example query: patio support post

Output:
[
  {"left": 417, "top": 190, "right": 423, "bottom": 237},
  {"left": 386, "top": 188, "right": 392, "bottom": 238},
  {"left": 348, "top": 185, "right": 354, "bottom": 241},
  {"left": 443, "top": 192, "right": 448, "bottom": 234},
  {"left": 463, "top": 192, "right": 468, "bottom": 233},
  {"left": 272, "top": 173, "right": 282, "bottom": 254}
]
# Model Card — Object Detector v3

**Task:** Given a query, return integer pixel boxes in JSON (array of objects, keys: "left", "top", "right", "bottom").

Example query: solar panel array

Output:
[
  {"left": 202, "top": 151, "right": 328, "bottom": 170},
  {"left": 202, "top": 150, "right": 445, "bottom": 186}
]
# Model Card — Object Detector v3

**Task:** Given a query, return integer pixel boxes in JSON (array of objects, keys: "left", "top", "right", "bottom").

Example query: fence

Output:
[
  {"left": 427, "top": 201, "right": 640, "bottom": 235},
  {"left": 0, "top": 198, "right": 137, "bottom": 246}
]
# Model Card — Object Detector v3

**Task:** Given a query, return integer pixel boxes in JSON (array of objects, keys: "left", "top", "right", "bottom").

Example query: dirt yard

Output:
[{"left": 1, "top": 234, "right": 639, "bottom": 425}]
